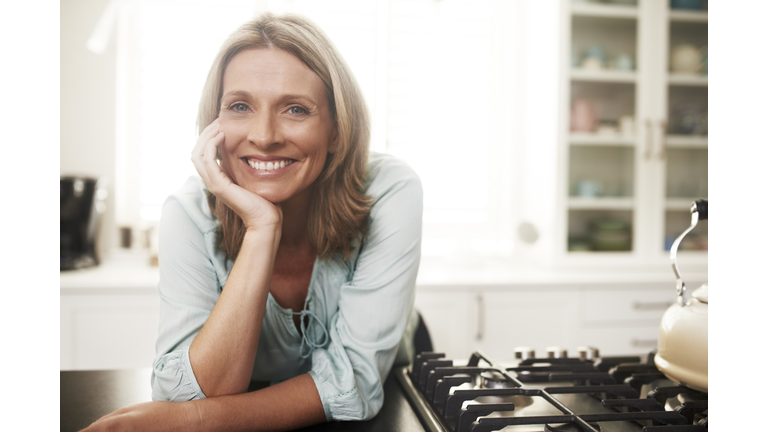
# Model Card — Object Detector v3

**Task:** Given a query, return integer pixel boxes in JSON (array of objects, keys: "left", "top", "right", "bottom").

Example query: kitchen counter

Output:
[
  {"left": 61, "top": 249, "right": 707, "bottom": 293},
  {"left": 61, "top": 367, "right": 426, "bottom": 432}
]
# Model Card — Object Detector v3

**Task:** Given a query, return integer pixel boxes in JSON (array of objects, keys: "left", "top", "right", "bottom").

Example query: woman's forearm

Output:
[
  {"left": 193, "top": 373, "right": 326, "bottom": 432},
  {"left": 189, "top": 228, "right": 281, "bottom": 397}
]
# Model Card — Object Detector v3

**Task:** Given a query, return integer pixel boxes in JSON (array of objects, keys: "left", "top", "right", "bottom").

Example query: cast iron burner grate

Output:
[{"left": 400, "top": 350, "right": 707, "bottom": 432}]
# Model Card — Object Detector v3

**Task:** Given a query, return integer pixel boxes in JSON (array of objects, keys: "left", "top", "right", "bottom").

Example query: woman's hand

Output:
[
  {"left": 191, "top": 118, "right": 283, "bottom": 231},
  {"left": 79, "top": 401, "right": 200, "bottom": 432}
]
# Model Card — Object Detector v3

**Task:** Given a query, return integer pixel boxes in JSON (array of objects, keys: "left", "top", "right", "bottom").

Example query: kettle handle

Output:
[
  {"left": 670, "top": 199, "right": 707, "bottom": 306},
  {"left": 694, "top": 199, "right": 707, "bottom": 220}
]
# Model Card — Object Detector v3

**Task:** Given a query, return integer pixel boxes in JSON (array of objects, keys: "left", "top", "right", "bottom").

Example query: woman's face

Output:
[{"left": 218, "top": 47, "right": 338, "bottom": 205}]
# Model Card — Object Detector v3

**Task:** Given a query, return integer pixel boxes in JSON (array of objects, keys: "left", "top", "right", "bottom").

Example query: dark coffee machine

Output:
[{"left": 61, "top": 176, "right": 107, "bottom": 270}]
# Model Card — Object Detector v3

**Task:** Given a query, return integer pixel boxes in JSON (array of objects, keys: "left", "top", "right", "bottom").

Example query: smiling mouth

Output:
[{"left": 243, "top": 158, "right": 296, "bottom": 171}]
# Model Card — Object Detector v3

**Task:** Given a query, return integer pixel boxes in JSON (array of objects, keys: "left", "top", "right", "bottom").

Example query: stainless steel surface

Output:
[
  {"left": 546, "top": 346, "right": 567, "bottom": 358},
  {"left": 514, "top": 347, "right": 535, "bottom": 361},
  {"left": 394, "top": 366, "right": 445, "bottom": 432},
  {"left": 670, "top": 201, "right": 701, "bottom": 306},
  {"left": 577, "top": 346, "right": 599, "bottom": 360},
  {"left": 401, "top": 351, "right": 694, "bottom": 432}
]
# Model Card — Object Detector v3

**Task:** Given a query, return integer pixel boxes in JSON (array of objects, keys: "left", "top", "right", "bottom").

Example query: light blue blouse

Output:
[{"left": 150, "top": 152, "right": 423, "bottom": 421}]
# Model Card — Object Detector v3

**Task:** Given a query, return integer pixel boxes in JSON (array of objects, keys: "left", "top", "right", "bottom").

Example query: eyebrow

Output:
[{"left": 221, "top": 90, "right": 318, "bottom": 107}]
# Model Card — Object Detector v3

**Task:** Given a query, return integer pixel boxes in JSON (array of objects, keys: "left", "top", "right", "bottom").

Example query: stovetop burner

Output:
[{"left": 395, "top": 349, "right": 707, "bottom": 432}]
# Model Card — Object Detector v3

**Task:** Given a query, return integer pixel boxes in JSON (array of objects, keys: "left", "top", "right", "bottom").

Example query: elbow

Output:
[
  {"left": 327, "top": 388, "right": 384, "bottom": 421},
  {"left": 151, "top": 352, "right": 207, "bottom": 402}
]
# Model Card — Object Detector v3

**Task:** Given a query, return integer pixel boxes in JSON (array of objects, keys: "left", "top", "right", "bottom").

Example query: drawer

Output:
[
  {"left": 577, "top": 326, "right": 661, "bottom": 356},
  {"left": 581, "top": 290, "right": 674, "bottom": 324}
]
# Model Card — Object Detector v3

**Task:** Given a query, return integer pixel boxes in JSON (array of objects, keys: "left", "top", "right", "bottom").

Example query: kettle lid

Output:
[{"left": 692, "top": 283, "right": 708, "bottom": 304}]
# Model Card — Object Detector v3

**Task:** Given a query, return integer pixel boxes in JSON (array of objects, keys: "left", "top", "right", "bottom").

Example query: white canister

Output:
[{"left": 671, "top": 44, "right": 701, "bottom": 74}]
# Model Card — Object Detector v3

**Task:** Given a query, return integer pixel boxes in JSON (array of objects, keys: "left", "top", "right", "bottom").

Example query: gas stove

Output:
[{"left": 394, "top": 348, "right": 708, "bottom": 432}]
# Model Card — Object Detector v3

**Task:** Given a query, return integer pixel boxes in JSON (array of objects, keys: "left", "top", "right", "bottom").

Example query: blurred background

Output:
[{"left": 61, "top": 0, "right": 710, "bottom": 370}]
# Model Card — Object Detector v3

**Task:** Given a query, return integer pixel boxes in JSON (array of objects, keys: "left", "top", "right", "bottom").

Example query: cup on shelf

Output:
[
  {"left": 581, "top": 44, "right": 606, "bottom": 70},
  {"left": 613, "top": 53, "right": 634, "bottom": 71},
  {"left": 571, "top": 98, "right": 600, "bottom": 132},
  {"left": 577, "top": 180, "right": 603, "bottom": 197},
  {"left": 619, "top": 115, "right": 635, "bottom": 137}
]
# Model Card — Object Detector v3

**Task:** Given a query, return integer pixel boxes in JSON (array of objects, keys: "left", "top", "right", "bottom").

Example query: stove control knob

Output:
[
  {"left": 577, "top": 346, "right": 600, "bottom": 361},
  {"left": 514, "top": 347, "right": 535, "bottom": 360},
  {"left": 546, "top": 346, "right": 567, "bottom": 359}
]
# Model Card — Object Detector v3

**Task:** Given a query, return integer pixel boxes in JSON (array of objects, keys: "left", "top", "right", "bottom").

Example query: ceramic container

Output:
[
  {"left": 655, "top": 284, "right": 708, "bottom": 392},
  {"left": 671, "top": 44, "right": 701, "bottom": 74}
]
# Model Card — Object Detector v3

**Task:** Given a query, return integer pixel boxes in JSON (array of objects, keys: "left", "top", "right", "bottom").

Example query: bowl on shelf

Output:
[
  {"left": 589, "top": 219, "right": 631, "bottom": 251},
  {"left": 568, "top": 237, "right": 592, "bottom": 252},
  {"left": 669, "top": 102, "right": 707, "bottom": 135}
]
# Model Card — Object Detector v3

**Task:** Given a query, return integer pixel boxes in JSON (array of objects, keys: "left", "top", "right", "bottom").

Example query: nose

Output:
[{"left": 247, "top": 111, "right": 282, "bottom": 149}]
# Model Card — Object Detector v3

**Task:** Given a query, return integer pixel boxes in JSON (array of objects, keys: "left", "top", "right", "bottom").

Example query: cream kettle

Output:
[{"left": 654, "top": 200, "right": 708, "bottom": 392}]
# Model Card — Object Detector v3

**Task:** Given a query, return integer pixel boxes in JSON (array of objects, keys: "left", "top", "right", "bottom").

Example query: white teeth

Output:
[{"left": 247, "top": 159, "right": 293, "bottom": 171}]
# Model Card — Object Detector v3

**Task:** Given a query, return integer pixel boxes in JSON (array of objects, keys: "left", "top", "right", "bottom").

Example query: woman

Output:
[{"left": 82, "top": 12, "right": 422, "bottom": 431}]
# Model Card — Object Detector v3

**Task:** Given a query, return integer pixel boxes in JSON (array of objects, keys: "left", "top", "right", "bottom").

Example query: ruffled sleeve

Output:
[{"left": 150, "top": 177, "right": 230, "bottom": 401}]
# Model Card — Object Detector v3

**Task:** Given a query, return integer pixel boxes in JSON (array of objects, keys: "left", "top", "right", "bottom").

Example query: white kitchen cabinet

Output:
[
  {"left": 415, "top": 278, "right": 698, "bottom": 361},
  {"left": 414, "top": 290, "right": 474, "bottom": 361},
  {"left": 61, "top": 293, "right": 160, "bottom": 370},
  {"left": 557, "top": 0, "right": 708, "bottom": 268},
  {"left": 471, "top": 290, "right": 581, "bottom": 361}
]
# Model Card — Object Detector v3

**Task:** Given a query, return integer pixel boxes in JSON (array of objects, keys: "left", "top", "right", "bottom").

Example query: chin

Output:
[{"left": 249, "top": 187, "right": 293, "bottom": 204}]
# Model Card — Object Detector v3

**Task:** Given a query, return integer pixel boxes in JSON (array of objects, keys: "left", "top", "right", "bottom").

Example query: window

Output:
[{"left": 114, "top": 0, "right": 560, "bottom": 263}]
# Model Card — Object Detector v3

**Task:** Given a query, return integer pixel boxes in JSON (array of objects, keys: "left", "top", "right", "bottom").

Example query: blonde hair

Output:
[{"left": 197, "top": 12, "right": 371, "bottom": 260}]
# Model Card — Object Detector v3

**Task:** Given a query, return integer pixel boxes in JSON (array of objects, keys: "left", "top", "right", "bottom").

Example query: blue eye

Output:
[
  {"left": 230, "top": 103, "right": 249, "bottom": 112},
  {"left": 289, "top": 106, "right": 308, "bottom": 115}
]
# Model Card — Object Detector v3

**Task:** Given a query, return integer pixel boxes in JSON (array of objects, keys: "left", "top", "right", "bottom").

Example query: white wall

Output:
[{"left": 61, "top": 0, "right": 117, "bottom": 255}]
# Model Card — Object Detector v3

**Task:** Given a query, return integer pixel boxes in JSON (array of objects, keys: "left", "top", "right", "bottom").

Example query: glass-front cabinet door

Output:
[
  {"left": 663, "top": 5, "right": 708, "bottom": 254},
  {"left": 560, "top": 0, "right": 707, "bottom": 266}
]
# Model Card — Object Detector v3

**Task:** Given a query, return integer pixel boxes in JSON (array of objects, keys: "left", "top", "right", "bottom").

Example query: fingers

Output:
[
  {"left": 192, "top": 118, "right": 225, "bottom": 187},
  {"left": 202, "top": 135, "right": 229, "bottom": 193},
  {"left": 191, "top": 118, "right": 219, "bottom": 159}
]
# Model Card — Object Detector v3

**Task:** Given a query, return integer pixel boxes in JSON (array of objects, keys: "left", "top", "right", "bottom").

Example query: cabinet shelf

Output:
[
  {"left": 572, "top": 69, "right": 637, "bottom": 83},
  {"left": 570, "top": 133, "right": 635, "bottom": 146},
  {"left": 568, "top": 197, "right": 634, "bottom": 210},
  {"left": 571, "top": 3, "right": 638, "bottom": 19},
  {"left": 668, "top": 73, "right": 707, "bottom": 86},
  {"left": 669, "top": 10, "right": 708, "bottom": 23},
  {"left": 666, "top": 135, "right": 707, "bottom": 148}
]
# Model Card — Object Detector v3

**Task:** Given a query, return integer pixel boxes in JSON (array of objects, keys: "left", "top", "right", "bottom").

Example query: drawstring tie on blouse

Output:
[{"left": 294, "top": 302, "right": 329, "bottom": 359}]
